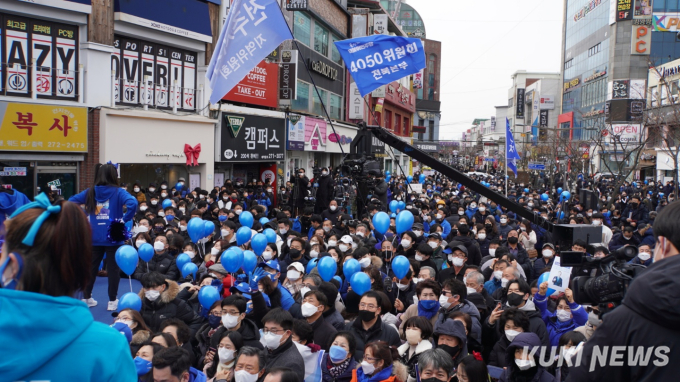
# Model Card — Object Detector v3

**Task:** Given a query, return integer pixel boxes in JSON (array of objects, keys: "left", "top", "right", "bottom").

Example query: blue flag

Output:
[
  {"left": 506, "top": 118, "right": 520, "bottom": 178},
  {"left": 334, "top": 35, "right": 426, "bottom": 97},
  {"left": 206, "top": 0, "right": 292, "bottom": 104}
]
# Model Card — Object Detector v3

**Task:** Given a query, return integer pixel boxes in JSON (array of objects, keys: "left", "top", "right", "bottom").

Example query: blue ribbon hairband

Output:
[{"left": 9, "top": 193, "right": 61, "bottom": 246}]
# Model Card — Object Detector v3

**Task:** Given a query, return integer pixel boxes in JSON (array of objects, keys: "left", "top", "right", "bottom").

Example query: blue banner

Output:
[
  {"left": 506, "top": 117, "right": 520, "bottom": 178},
  {"left": 206, "top": 0, "right": 292, "bottom": 104},
  {"left": 334, "top": 35, "right": 426, "bottom": 97}
]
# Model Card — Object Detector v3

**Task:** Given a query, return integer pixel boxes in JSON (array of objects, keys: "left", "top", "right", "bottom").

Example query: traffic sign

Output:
[{"left": 528, "top": 162, "right": 546, "bottom": 170}]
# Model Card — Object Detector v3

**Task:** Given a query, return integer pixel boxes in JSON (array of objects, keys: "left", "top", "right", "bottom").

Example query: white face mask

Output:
[
  {"left": 415, "top": 254, "right": 424, "bottom": 261},
  {"left": 466, "top": 286, "right": 477, "bottom": 296},
  {"left": 133, "top": 187, "right": 140, "bottom": 193},
  {"left": 493, "top": 270, "right": 503, "bottom": 280},
  {"left": 310, "top": 249, "right": 319, "bottom": 258},
  {"left": 592, "top": 220, "right": 602, "bottom": 226},
  {"left": 452, "top": 257, "right": 465, "bottom": 267},
  {"left": 458, "top": 211, "right": 464, "bottom": 216},
  {"left": 500, "top": 218, "right": 507, "bottom": 224},
  {"left": 211, "top": 247, "right": 220, "bottom": 255},
  {"left": 323, "top": 226, "right": 332, "bottom": 233},
  {"left": 263, "top": 250, "right": 274, "bottom": 261},
  {"left": 280, "top": 228, "right": 288, "bottom": 235},
  {"left": 116, "top": 319, "right": 134, "bottom": 328},
  {"left": 149, "top": 187, "right": 156, "bottom": 193},
  {"left": 360, "top": 361, "right": 376, "bottom": 375},
  {"left": 478, "top": 233, "right": 487, "bottom": 240},
  {"left": 328, "top": 240, "right": 337, "bottom": 247},
  {"left": 556, "top": 309, "right": 572, "bottom": 322},
  {"left": 428, "top": 241, "right": 438, "bottom": 249},
  {"left": 359, "top": 257, "right": 371, "bottom": 268},
  {"left": 218, "top": 348, "right": 235, "bottom": 364},
  {"left": 542, "top": 249, "right": 554, "bottom": 258},
  {"left": 515, "top": 359, "right": 534, "bottom": 371},
  {"left": 413, "top": 230, "right": 422, "bottom": 237},
  {"left": 396, "top": 282, "right": 409, "bottom": 291},
  {"left": 180, "top": 225, "right": 187, "bottom": 232},
  {"left": 145, "top": 290, "right": 161, "bottom": 301},
  {"left": 262, "top": 331, "right": 283, "bottom": 350},
  {"left": 158, "top": 211, "right": 165, "bottom": 217},
  {"left": 505, "top": 329, "right": 521, "bottom": 342},
  {"left": 401, "top": 239, "right": 412, "bottom": 248},
  {"left": 179, "top": 207, "right": 185, "bottom": 213},
  {"left": 161, "top": 185, "right": 167, "bottom": 190},
  {"left": 330, "top": 205, "right": 337, "bottom": 211},
  {"left": 479, "top": 207, "right": 486, "bottom": 212},
  {"left": 356, "top": 231, "right": 365, "bottom": 237},
  {"left": 234, "top": 369, "right": 259, "bottom": 382},
  {"left": 139, "top": 206, "right": 148, "bottom": 212},
  {"left": 186, "top": 251, "right": 196, "bottom": 259},
  {"left": 301, "top": 302, "right": 320, "bottom": 317},
  {"left": 436, "top": 214, "right": 443, "bottom": 220},
  {"left": 287, "top": 270, "right": 301, "bottom": 281},
  {"left": 339, "top": 244, "right": 349, "bottom": 253},
  {"left": 136, "top": 240, "right": 146, "bottom": 248},
  {"left": 638, "top": 252, "right": 651, "bottom": 261},
  {"left": 221, "top": 229, "right": 230, "bottom": 237},
  {"left": 439, "top": 295, "right": 452, "bottom": 309},
  {"left": 501, "top": 278, "right": 510, "bottom": 288},
  {"left": 222, "top": 313, "right": 240, "bottom": 329},
  {"left": 151, "top": 200, "right": 158, "bottom": 206},
  {"left": 153, "top": 241, "right": 165, "bottom": 252}
]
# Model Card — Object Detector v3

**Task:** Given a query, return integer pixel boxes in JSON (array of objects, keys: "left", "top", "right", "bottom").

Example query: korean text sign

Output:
[
  {"left": 334, "top": 35, "right": 426, "bottom": 97},
  {"left": 0, "top": 102, "right": 87, "bottom": 152},
  {"left": 221, "top": 113, "right": 285, "bottom": 161}
]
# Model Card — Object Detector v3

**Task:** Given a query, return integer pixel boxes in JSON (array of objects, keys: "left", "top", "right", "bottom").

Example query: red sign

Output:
[
  {"left": 259, "top": 163, "right": 277, "bottom": 205},
  {"left": 384, "top": 82, "right": 415, "bottom": 113},
  {"left": 224, "top": 60, "right": 279, "bottom": 108}
]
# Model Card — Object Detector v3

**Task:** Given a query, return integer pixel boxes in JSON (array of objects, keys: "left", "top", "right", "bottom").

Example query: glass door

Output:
[{"left": 37, "top": 167, "right": 77, "bottom": 200}]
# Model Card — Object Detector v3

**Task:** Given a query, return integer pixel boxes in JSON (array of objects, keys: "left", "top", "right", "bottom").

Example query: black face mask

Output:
[
  {"left": 438, "top": 344, "right": 460, "bottom": 359},
  {"left": 289, "top": 249, "right": 301, "bottom": 259},
  {"left": 383, "top": 250, "right": 393, "bottom": 261},
  {"left": 358, "top": 310, "right": 376, "bottom": 322},
  {"left": 630, "top": 203, "right": 638, "bottom": 208},
  {"left": 508, "top": 237, "right": 519, "bottom": 245},
  {"left": 485, "top": 224, "right": 493, "bottom": 230},
  {"left": 389, "top": 225, "right": 396, "bottom": 232},
  {"left": 507, "top": 293, "right": 525, "bottom": 307}
]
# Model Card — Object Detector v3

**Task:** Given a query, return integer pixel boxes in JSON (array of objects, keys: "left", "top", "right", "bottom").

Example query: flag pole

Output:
[{"left": 505, "top": 118, "right": 508, "bottom": 197}]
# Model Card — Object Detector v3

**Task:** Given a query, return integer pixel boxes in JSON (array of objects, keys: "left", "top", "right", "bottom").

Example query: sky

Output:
[{"left": 409, "top": 0, "right": 564, "bottom": 140}]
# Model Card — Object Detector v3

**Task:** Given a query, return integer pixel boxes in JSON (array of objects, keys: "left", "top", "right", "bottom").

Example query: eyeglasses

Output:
[
  {"left": 262, "top": 327, "right": 286, "bottom": 335},
  {"left": 362, "top": 355, "right": 380, "bottom": 363},
  {"left": 359, "top": 303, "right": 377, "bottom": 310},
  {"left": 210, "top": 310, "right": 223, "bottom": 317}
]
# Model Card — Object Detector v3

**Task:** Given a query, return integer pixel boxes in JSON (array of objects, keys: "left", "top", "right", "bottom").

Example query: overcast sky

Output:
[{"left": 411, "top": 0, "right": 564, "bottom": 140}]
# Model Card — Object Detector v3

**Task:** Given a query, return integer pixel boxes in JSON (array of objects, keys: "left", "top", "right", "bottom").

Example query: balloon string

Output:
[{"left": 129, "top": 276, "right": 132, "bottom": 293}]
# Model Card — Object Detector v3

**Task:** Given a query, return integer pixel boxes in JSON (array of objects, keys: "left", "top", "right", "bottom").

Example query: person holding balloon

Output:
[
  {"left": 534, "top": 282, "right": 588, "bottom": 347},
  {"left": 133, "top": 236, "right": 179, "bottom": 281}
]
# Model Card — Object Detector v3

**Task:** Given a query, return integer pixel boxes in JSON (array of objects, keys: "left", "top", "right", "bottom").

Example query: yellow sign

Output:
[{"left": 0, "top": 102, "right": 87, "bottom": 152}]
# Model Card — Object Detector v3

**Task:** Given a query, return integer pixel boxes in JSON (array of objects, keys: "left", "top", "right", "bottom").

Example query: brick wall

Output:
[
  {"left": 79, "top": 108, "right": 100, "bottom": 192},
  {"left": 310, "top": 0, "right": 348, "bottom": 36}
]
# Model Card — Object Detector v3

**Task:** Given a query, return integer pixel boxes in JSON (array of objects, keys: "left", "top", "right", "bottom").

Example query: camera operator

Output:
[
  {"left": 566, "top": 202, "right": 680, "bottom": 381},
  {"left": 372, "top": 172, "right": 388, "bottom": 210},
  {"left": 313, "top": 167, "right": 334, "bottom": 214},
  {"left": 290, "top": 168, "right": 310, "bottom": 216}
]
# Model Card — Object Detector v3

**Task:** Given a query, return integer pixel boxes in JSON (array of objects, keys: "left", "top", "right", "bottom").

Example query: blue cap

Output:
[
  {"left": 257, "top": 259, "right": 280, "bottom": 272},
  {"left": 230, "top": 282, "right": 254, "bottom": 295},
  {"left": 442, "top": 247, "right": 453, "bottom": 254},
  {"left": 111, "top": 322, "right": 132, "bottom": 343}
]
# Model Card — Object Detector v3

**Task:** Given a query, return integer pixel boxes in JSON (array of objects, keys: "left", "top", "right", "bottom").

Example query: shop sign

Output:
[
  {"left": 610, "top": 124, "right": 642, "bottom": 143},
  {"left": 660, "top": 63, "right": 680, "bottom": 78},
  {"left": 371, "top": 136, "right": 385, "bottom": 154},
  {"left": 564, "top": 77, "right": 581, "bottom": 93},
  {"left": 224, "top": 60, "right": 278, "bottom": 108},
  {"left": 328, "top": 133, "right": 353, "bottom": 145},
  {"left": 611, "top": 79, "right": 630, "bottom": 99},
  {"left": 634, "top": 0, "right": 653, "bottom": 20},
  {"left": 304, "top": 117, "right": 327, "bottom": 152},
  {"left": 631, "top": 25, "right": 651, "bottom": 55},
  {"left": 413, "top": 69, "right": 424, "bottom": 89},
  {"left": 616, "top": 0, "right": 634, "bottom": 21},
  {"left": 415, "top": 142, "right": 438, "bottom": 152},
  {"left": 583, "top": 108, "right": 604, "bottom": 118},
  {"left": 0, "top": 102, "right": 88, "bottom": 152},
  {"left": 516, "top": 88, "right": 525, "bottom": 118},
  {"left": 310, "top": 59, "right": 338, "bottom": 81},
  {"left": 285, "top": 0, "right": 307, "bottom": 11},
  {"left": 584, "top": 69, "right": 607, "bottom": 83},
  {"left": 539, "top": 96, "right": 555, "bottom": 110},
  {"left": 0, "top": 167, "right": 27, "bottom": 176},
  {"left": 574, "top": 0, "right": 603, "bottom": 22},
  {"left": 287, "top": 114, "right": 304, "bottom": 151},
  {"left": 652, "top": 13, "right": 680, "bottom": 31},
  {"left": 279, "top": 50, "right": 297, "bottom": 101},
  {"left": 539, "top": 110, "right": 549, "bottom": 126},
  {"left": 373, "top": 14, "right": 388, "bottom": 35},
  {"left": 348, "top": 82, "right": 364, "bottom": 120},
  {"left": 221, "top": 113, "right": 285, "bottom": 161}
]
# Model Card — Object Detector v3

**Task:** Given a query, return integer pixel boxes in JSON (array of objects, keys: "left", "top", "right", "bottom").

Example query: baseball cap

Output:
[
  {"left": 340, "top": 235, "right": 353, "bottom": 244},
  {"left": 257, "top": 259, "right": 281, "bottom": 272},
  {"left": 208, "top": 263, "right": 228, "bottom": 275},
  {"left": 111, "top": 322, "right": 132, "bottom": 343},
  {"left": 230, "top": 282, "right": 254, "bottom": 295},
  {"left": 287, "top": 262, "right": 304, "bottom": 273},
  {"left": 542, "top": 243, "right": 555, "bottom": 250}
]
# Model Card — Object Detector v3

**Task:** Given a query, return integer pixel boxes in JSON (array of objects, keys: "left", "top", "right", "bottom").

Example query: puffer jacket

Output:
[
  {"left": 350, "top": 361, "right": 408, "bottom": 382},
  {"left": 138, "top": 279, "right": 203, "bottom": 334},
  {"left": 437, "top": 300, "right": 482, "bottom": 343},
  {"left": 499, "top": 332, "right": 556, "bottom": 382},
  {"left": 398, "top": 340, "right": 433, "bottom": 382},
  {"left": 133, "top": 250, "right": 179, "bottom": 281}
]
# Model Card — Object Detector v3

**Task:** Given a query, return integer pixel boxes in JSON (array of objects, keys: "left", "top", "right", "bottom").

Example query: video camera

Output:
[
  {"left": 562, "top": 245, "right": 645, "bottom": 316},
  {"left": 341, "top": 156, "right": 382, "bottom": 178}
]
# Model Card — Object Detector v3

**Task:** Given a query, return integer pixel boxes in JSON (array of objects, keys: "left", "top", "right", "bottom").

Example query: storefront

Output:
[
  {"left": 0, "top": 102, "right": 88, "bottom": 199},
  {"left": 215, "top": 106, "right": 286, "bottom": 190},
  {"left": 98, "top": 108, "right": 215, "bottom": 190}
]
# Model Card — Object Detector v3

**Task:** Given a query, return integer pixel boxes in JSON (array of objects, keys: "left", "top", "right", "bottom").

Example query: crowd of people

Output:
[{"left": 1, "top": 162, "right": 679, "bottom": 382}]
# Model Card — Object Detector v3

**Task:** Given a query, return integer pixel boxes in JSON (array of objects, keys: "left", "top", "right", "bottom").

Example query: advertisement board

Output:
[
  {"left": 516, "top": 88, "right": 525, "bottom": 118},
  {"left": 279, "top": 50, "right": 298, "bottom": 101},
  {"left": 610, "top": 124, "right": 642, "bottom": 144},
  {"left": 221, "top": 113, "right": 285, "bottom": 162},
  {"left": 539, "top": 96, "right": 555, "bottom": 110},
  {"left": 631, "top": 25, "right": 651, "bottom": 55},
  {"left": 224, "top": 60, "right": 279, "bottom": 108}
]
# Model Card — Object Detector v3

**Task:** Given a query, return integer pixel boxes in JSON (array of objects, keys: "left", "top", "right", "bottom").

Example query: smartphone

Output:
[{"left": 208, "top": 347, "right": 217, "bottom": 354}]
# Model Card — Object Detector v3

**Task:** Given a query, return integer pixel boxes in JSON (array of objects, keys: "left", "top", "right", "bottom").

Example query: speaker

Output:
[
  {"left": 552, "top": 224, "right": 603, "bottom": 252},
  {"left": 579, "top": 189, "right": 599, "bottom": 211}
]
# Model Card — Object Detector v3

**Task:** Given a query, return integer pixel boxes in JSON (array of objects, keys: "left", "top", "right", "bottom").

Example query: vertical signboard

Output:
[
  {"left": 631, "top": 25, "right": 651, "bottom": 55},
  {"left": 348, "top": 82, "right": 364, "bottom": 120},
  {"left": 616, "top": 0, "right": 633, "bottom": 21},
  {"left": 279, "top": 50, "right": 297, "bottom": 101},
  {"left": 373, "top": 14, "right": 388, "bottom": 35},
  {"left": 516, "top": 88, "right": 525, "bottom": 119},
  {"left": 539, "top": 110, "right": 549, "bottom": 127}
]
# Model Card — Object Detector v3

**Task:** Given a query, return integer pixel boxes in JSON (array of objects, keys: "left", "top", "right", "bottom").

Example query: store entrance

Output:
[{"left": 37, "top": 166, "right": 77, "bottom": 200}]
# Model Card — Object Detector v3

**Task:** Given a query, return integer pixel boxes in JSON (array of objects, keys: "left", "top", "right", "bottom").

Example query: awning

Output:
[{"left": 114, "top": 0, "right": 213, "bottom": 42}]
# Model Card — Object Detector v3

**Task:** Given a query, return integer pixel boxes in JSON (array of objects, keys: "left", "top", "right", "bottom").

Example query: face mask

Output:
[
  {"left": 161, "top": 193, "right": 168, "bottom": 198},
  {"left": 401, "top": 239, "right": 412, "bottom": 248},
  {"left": 323, "top": 226, "right": 332, "bottom": 233},
  {"left": 287, "top": 270, "right": 301, "bottom": 281},
  {"left": 153, "top": 241, "right": 165, "bottom": 252},
  {"left": 542, "top": 249, "right": 555, "bottom": 258},
  {"left": 592, "top": 219, "right": 602, "bottom": 226},
  {"left": 222, "top": 313, "right": 240, "bottom": 329},
  {"left": 436, "top": 214, "right": 443, "bottom": 220},
  {"left": 300, "top": 287, "right": 311, "bottom": 299},
  {"left": 638, "top": 252, "right": 651, "bottom": 261},
  {"left": 178, "top": 207, "right": 185, "bottom": 213},
  {"left": 415, "top": 254, "right": 425, "bottom": 262},
  {"left": 158, "top": 211, "right": 165, "bottom": 217},
  {"left": 215, "top": 347, "right": 236, "bottom": 364},
  {"left": 493, "top": 270, "right": 503, "bottom": 280},
  {"left": 439, "top": 295, "right": 451, "bottom": 309},
  {"left": 330, "top": 205, "right": 337, "bottom": 211},
  {"left": 466, "top": 286, "right": 477, "bottom": 296},
  {"left": 405, "top": 328, "right": 422, "bottom": 345},
  {"left": 328, "top": 240, "right": 337, "bottom": 247},
  {"left": 507, "top": 293, "right": 525, "bottom": 307},
  {"left": 358, "top": 309, "right": 376, "bottom": 322},
  {"left": 151, "top": 200, "right": 158, "bottom": 206},
  {"left": 262, "top": 331, "right": 283, "bottom": 350},
  {"left": 134, "top": 357, "right": 153, "bottom": 376},
  {"left": 309, "top": 250, "right": 319, "bottom": 258},
  {"left": 556, "top": 309, "right": 572, "bottom": 322},
  {"left": 116, "top": 319, "right": 134, "bottom": 328},
  {"left": 199, "top": 195, "right": 206, "bottom": 199},
  {"left": 508, "top": 237, "right": 518, "bottom": 244},
  {"left": 234, "top": 369, "right": 259, "bottom": 382},
  {"left": 428, "top": 241, "right": 438, "bottom": 249},
  {"left": 505, "top": 329, "right": 521, "bottom": 342},
  {"left": 478, "top": 233, "right": 487, "bottom": 240},
  {"left": 136, "top": 240, "right": 146, "bottom": 248},
  {"left": 329, "top": 345, "right": 348, "bottom": 363},
  {"left": 451, "top": 257, "right": 465, "bottom": 267},
  {"left": 501, "top": 278, "right": 510, "bottom": 288},
  {"left": 458, "top": 211, "right": 464, "bottom": 215},
  {"left": 180, "top": 225, "right": 187, "bottom": 232},
  {"left": 339, "top": 244, "right": 349, "bottom": 253},
  {"left": 208, "top": 315, "right": 222, "bottom": 329},
  {"left": 186, "top": 251, "right": 196, "bottom": 259},
  {"left": 438, "top": 344, "right": 460, "bottom": 359},
  {"left": 352, "top": 242, "right": 358, "bottom": 250},
  {"left": 470, "top": 204, "right": 477, "bottom": 209},
  {"left": 301, "top": 302, "right": 320, "bottom": 317},
  {"left": 360, "top": 360, "right": 376, "bottom": 375},
  {"left": 500, "top": 218, "right": 507, "bottom": 224},
  {"left": 359, "top": 257, "right": 371, "bottom": 268},
  {"left": 515, "top": 359, "right": 534, "bottom": 371},
  {"left": 280, "top": 228, "right": 288, "bottom": 235},
  {"left": 396, "top": 282, "right": 409, "bottom": 291},
  {"left": 211, "top": 247, "right": 221, "bottom": 256},
  {"left": 261, "top": 250, "right": 273, "bottom": 260},
  {"left": 489, "top": 248, "right": 496, "bottom": 256},
  {"left": 356, "top": 231, "right": 365, "bottom": 238},
  {"left": 413, "top": 230, "right": 422, "bottom": 237},
  {"left": 145, "top": 290, "right": 161, "bottom": 301}
]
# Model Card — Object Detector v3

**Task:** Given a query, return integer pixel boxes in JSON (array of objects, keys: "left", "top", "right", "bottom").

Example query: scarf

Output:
[
  {"left": 327, "top": 355, "right": 351, "bottom": 378},
  {"left": 417, "top": 300, "right": 441, "bottom": 320}
]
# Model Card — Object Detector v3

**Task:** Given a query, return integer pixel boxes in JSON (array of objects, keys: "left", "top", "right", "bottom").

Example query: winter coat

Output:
[
  {"left": 531, "top": 256, "right": 555, "bottom": 282},
  {"left": 345, "top": 316, "right": 402, "bottom": 361},
  {"left": 264, "top": 336, "right": 306, "bottom": 381},
  {"left": 608, "top": 233, "right": 640, "bottom": 252},
  {"left": 69, "top": 185, "right": 138, "bottom": 246},
  {"left": 498, "top": 332, "right": 556, "bottom": 382},
  {"left": 437, "top": 264, "right": 467, "bottom": 285},
  {"left": 398, "top": 340, "right": 433, "bottom": 382},
  {"left": 437, "top": 300, "right": 482, "bottom": 343},
  {"left": 433, "top": 318, "right": 468, "bottom": 366},
  {"left": 398, "top": 303, "right": 438, "bottom": 334},
  {"left": 488, "top": 335, "right": 511, "bottom": 368},
  {"left": 210, "top": 318, "right": 264, "bottom": 351},
  {"left": 451, "top": 235, "right": 482, "bottom": 266},
  {"left": 534, "top": 292, "right": 588, "bottom": 346},
  {"left": 321, "top": 208, "right": 342, "bottom": 225},
  {"left": 324, "top": 308, "right": 346, "bottom": 331},
  {"left": 133, "top": 250, "right": 179, "bottom": 281},
  {"left": 566, "top": 254, "right": 680, "bottom": 382},
  {"left": 311, "top": 314, "right": 338, "bottom": 351},
  {"left": 315, "top": 174, "right": 335, "bottom": 210},
  {"left": 131, "top": 189, "right": 147, "bottom": 203},
  {"left": 620, "top": 204, "right": 649, "bottom": 226},
  {"left": 387, "top": 281, "right": 417, "bottom": 314},
  {"left": 350, "top": 362, "right": 408, "bottom": 382},
  {"left": 373, "top": 180, "right": 389, "bottom": 209},
  {"left": 137, "top": 279, "right": 203, "bottom": 334},
  {"left": 321, "top": 353, "right": 358, "bottom": 382}
]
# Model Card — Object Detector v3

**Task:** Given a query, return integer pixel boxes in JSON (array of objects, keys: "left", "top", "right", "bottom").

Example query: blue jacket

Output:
[
  {"left": 534, "top": 292, "right": 588, "bottom": 346},
  {"left": 0, "top": 189, "right": 31, "bottom": 230},
  {"left": 484, "top": 277, "right": 502, "bottom": 295},
  {"left": 638, "top": 230, "right": 655, "bottom": 247},
  {"left": 0, "top": 289, "right": 136, "bottom": 381},
  {"left": 278, "top": 282, "right": 296, "bottom": 310},
  {"left": 70, "top": 186, "right": 138, "bottom": 246},
  {"left": 189, "top": 367, "right": 207, "bottom": 382},
  {"left": 438, "top": 219, "right": 452, "bottom": 238}
]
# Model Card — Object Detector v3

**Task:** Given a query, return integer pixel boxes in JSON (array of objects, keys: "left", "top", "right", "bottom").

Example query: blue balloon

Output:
[
  {"left": 541, "top": 193, "right": 549, "bottom": 202},
  {"left": 162, "top": 199, "right": 173, "bottom": 209},
  {"left": 318, "top": 256, "right": 338, "bottom": 282},
  {"left": 333, "top": 275, "right": 343, "bottom": 284},
  {"left": 203, "top": 220, "right": 215, "bottom": 238},
  {"left": 537, "top": 272, "right": 556, "bottom": 296},
  {"left": 372, "top": 212, "right": 390, "bottom": 235},
  {"left": 392, "top": 255, "right": 410, "bottom": 279},
  {"left": 115, "top": 245, "right": 138, "bottom": 276},
  {"left": 419, "top": 174, "right": 426, "bottom": 184},
  {"left": 198, "top": 285, "right": 221, "bottom": 310},
  {"left": 385, "top": 175, "right": 391, "bottom": 183},
  {"left": 644, "top": 180, "right": 649, "bottom": 185},
  {"left": 395, "top": 210, "right": 414, "bottom": 234},
  {"left": 557, "top": 187, "right": 563, "bottom": 195},
  {"left": 306, "top": 258, "right": 318, "bottom": 274},
  {"left": 263, "top": 228, "right": 277, "bottom": 243},
  {"left": 389, "top": 200, "right": 399, "bottom": 213},
  {"left": 188, "top": 217, "right": 205, "bottom": 243},
  {"left": 343, "top": 258, "right": 361, "bottom": 280},
  {"left": 259, "top": 217, "right": 270, "bottom": 225},
  {"left": 236, "top": 226, "right": 252, "bottom": 246},
  {"left": 119, "top": 292, "right": 142, "bottom": 311},
  {"left": 138, "top": 243, "right": 154, "bottom": 262},
  {"left": 561, "top": 191, "right": 571, "bottom": 200},
  {"left": 385, "top": 171, "right": 391, "bottom": 176},
  {"left": 239, "top": 211, "right": 254, "bottom": 229},
  {"left": 397, "top": 201, "right": 405, "bottom": 211},
  {"left": 251, "top": 233, "right": 268, "bottom": 256},
  {"left": 176, "top": 253, "right": 191, "bottom": 271},
  {"left": 524, "top": 188, "right": 529, "bottom": 193},
  {"left": 241, "top": 250, "right": 258, "bottom": 273},
  {"left": 407, "top": 175, "right": 413, "bottom": 183},
  {"left": 350, "top": 272, "right": 371, "bottom": 296},
  {"left": 223, "top": 248, "right": 244, "bottom": 273},
  {"left": 181, "top": 262, "right": 198, "bottom": 278},
  {"left": 175, "top": 182, "right": 183, "bottom": 192}
]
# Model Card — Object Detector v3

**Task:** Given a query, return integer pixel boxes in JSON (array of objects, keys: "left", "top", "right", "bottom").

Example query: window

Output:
[
  {"left": 314, "top": 23, "right": 329, "bottom": 56},
  {"left": 404, "top": 117, "right": 410, "bottom": 137},
  {"left": 650, "top": 86, "right": 658, "bottom": 107},
  {"left": 564, "top": 59, "right": 573, "bottom": 69},
  {"left": 428, "top": 87, "right": 435, "bottom": 101},
  {"left": 429, "top": 120, "right": 435, "bottom": 141},
  {"left": 394, "top": 114, "right": 401, "bottom": 135},
  {"left": 385, "top": 110, "right": 392, "bottom": 131},
  {"left": 294, "top": 12, "right": 312, "bottom": 46},
  {"left": 331, "top": 35, "right": 342, "bottom": 65},
  {"left": 418, "top": 118, "right": 425, "bottom": 140},
  {"left": 313, "top": 88, "right": 327, "bottom": 116},
  {"left": 293, "top": 80, "right": 310, "bottom": 111},
  {"left": 329, "top": 93, "right": 342, "bottom": 120},
  {"left": 588, "top": 43, "right": 601, "bottom": 57},
  {"left": 428, "top": 54, "right": 436, "bottom": 72}
]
